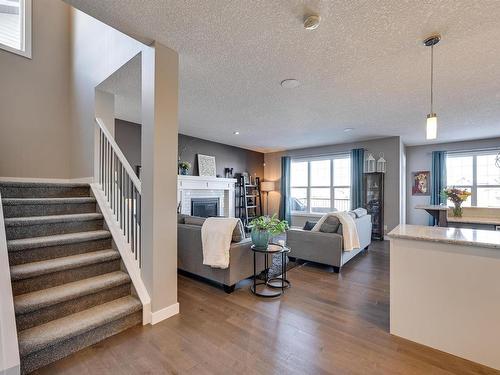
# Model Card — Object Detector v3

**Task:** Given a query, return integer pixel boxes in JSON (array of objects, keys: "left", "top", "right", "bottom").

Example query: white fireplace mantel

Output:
[{"left": 177, "top": 175, "right": 237, "bottom": 217}]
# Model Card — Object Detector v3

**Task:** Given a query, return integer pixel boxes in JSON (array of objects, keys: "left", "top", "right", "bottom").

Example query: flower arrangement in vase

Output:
[
  {"left": 442, "top": 187, "right": 472, "bottom": 217},
  {"left": 248, "top": 214, "right": 289, "bottom": 250},
  {"left": 178, "top": 161, "right": 191, "bottom": 175}
]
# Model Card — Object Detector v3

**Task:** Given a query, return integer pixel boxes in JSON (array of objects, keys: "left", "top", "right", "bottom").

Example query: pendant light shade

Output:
[
  {"left": 426, "top": 113, "right": 437, "bottom": 140},
  {"left": 424, "top": 35, "right": 440, "bottom": 140}
]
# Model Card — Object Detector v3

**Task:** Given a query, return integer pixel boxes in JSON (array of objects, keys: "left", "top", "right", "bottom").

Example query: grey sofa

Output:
[
  {"left": 286, "top": 214, "right": 372, "bottom": 272},
  {"left": 177, "top": 216, "right": 268, "bottom": 293}
]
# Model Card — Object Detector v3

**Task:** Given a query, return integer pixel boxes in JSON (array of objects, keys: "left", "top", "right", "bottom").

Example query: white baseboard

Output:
[
  {"left": 0, "top": 364, "right": 20, "bottom": 375},
  {"left": 150, "top": 302, "right": 179, "bottom": 325},
  {"left": 0, "top": 177, "right": 93, "bottom": 184}
]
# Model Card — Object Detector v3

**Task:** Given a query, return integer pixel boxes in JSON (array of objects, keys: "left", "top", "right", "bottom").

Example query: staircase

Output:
[{"left": 0, "top": 181, "right": 142, "bottom": 374}]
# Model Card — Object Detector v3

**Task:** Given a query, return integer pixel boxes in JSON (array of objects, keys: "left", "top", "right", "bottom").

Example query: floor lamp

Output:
[{"left": 260, "top": 181, "right": 275, "bottom": 216}]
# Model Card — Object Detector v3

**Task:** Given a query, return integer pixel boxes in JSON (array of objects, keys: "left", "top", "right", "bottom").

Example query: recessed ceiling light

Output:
[
  {"left": 233, "top": 131, "right": 240, "bottom": 135},
  {"left": 343, "top": 128, "right": 354, "bottom": 132},
  {"left": 281, "top": 79, "right": 300, "bottom": 89},
  {"left": 304, "top": 15, "right": 321, "bottom": 30}
]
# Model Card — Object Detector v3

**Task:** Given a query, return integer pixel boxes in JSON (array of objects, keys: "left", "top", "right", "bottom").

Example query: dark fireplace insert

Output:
[{"left": 191, "top": 198, "right": 219, "bottom": 217}]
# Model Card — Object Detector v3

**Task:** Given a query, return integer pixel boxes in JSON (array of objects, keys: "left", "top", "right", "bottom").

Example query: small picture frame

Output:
[
  {"left": 412, "top": 171, "right": 430, "bottom": 196},
  {"left": 197, "top": 154, "right": 216, "bottom": 177}
]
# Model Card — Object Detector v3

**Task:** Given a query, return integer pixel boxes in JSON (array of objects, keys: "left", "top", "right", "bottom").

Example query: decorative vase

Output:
[
  {"left": 453, "top": 203, "right": 463, "bottom": 217},
  {"left": 251, "top": 228, "right": 270, "bottom": 250},
  {"left": 180, "top": 168, "right": 189, "bottom": 175}
]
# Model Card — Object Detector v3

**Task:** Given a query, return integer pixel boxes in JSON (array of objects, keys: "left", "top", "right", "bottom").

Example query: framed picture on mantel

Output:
[{"left": 197, "top": 154, "right": 216, "bottom": 177}]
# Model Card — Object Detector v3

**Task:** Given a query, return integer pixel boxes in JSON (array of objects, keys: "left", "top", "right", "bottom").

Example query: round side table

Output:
[{"left": 250, "top": 243, "right": 291, "bottom": 298}]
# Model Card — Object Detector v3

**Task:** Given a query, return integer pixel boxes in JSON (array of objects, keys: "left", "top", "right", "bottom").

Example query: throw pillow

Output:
[
  {"left": 232, "top": 219, "right": 246, "bottom": 242},
  {"left": 352, "top": 208, "right": 367, "bottom": 218},
  {"left": 184, "top": 216, "right": 207, "bottom": 226},
  {"left": 303, "top": 220, "right": 317, "bottom": 231},
  {"left": 320, "top": 216, "right": 341, "bottom": 233}
]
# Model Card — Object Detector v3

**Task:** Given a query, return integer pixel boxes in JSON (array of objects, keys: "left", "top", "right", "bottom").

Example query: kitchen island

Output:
[{"left": 388, "top": 224, "right": 500, "bottom": 371}]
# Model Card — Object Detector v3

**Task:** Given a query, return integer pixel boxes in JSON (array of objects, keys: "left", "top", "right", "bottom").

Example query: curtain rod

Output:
[{"left": 446, "top": 146, "right": 500, "bottom": 155}]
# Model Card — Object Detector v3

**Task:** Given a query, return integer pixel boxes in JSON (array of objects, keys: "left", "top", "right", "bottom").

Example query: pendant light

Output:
[{"left": 424, "top": 34, "right": 440, "bottom": 140}]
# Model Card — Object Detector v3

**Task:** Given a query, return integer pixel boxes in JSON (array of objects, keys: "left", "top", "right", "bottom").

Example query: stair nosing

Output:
[
  {"left": 7, "top": 230, "right": 111, "bottom": 252},
  {"left": 10, "top": 250, "right": 120, "bottom": 280},
  {"left": 18, "top": 296, "right": 142, "bottom": 357},
  {"left": 4, "top": 213, "right": 103, "bottom": 226},
  {"left": 14, "top": 271, "right": 131, "bottom": 315},
  {"left": 2, "top": 197, "right": 96, "bottom": 205}
]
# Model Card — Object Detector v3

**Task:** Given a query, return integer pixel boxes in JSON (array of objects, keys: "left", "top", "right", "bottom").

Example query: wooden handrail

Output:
[{"left": 95, "top": 117, "right": 141, "bottom": 194}]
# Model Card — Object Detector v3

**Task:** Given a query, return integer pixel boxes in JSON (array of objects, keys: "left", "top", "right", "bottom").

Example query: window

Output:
[
  {"left": 446, "top": 151, "right": 500, "bottom": 207},
  {"left": 291, "top": 155, "right": 351, "bottom": 214},
  {"left": 0, "top": 0, "right": 31, "bottom": 58}
]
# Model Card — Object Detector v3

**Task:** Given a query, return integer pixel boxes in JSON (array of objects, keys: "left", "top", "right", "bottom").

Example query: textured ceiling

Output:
[{"left": 65, "top": 0, "right": 500, "bottom": 152}]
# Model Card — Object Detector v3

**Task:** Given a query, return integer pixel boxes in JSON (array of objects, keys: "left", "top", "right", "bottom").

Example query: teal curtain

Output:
[
  {"left": 350, "top": 148, "right": 365, "bottom": 210},
  {"left": 429, "top": 151, "right": 447, "bottom": 226},
  {"left": 279, "top": 156, "right": 291, "bottom": 224}
]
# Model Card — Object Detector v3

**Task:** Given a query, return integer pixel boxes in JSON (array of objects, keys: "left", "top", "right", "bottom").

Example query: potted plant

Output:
[
  {"left": 442, "top": 187, "right": 472, "bottom": 217},
  {"left": 178, "top": 161, "right": 191, "bottom": 175},
  {"left": 248, "top": 214, "right": 289, "bottom": 250}
]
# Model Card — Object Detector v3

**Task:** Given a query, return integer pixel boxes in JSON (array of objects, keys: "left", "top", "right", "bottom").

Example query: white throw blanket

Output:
[
  {"left": 311, "top": 211, "right": 360, "bottom": 251},
  {"left": 201, "top": 217, "right": 239, "bottom": 269}
]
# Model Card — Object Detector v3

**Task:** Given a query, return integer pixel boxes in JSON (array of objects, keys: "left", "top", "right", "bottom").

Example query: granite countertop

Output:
[
  {"left": 415, "top": 205, "right": 448, "bottom": 211},
  {"left": 388, "top": 224, "right": 500, "bottom": 249}
]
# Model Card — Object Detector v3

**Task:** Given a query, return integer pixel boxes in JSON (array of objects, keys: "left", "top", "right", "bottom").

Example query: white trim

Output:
[
  {"left": 0, "top": 177, "right": 93, "bottom": 184},
  {"left": 0, "top": 194, "right": 20, "bottom": 375},
  {"left": 0, "top": 0, "right": 31, "bottom": 59},
  {"left": 90, "top": 184, "right": 152, "bottom": 325},
  {"left": 151, "top": 302, "right": 179, "bottom": 325}
]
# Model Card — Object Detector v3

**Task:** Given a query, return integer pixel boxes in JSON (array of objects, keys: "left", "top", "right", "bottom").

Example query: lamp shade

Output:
[
  {"left": 260, "top": 181, "right": 275, "bottom": 192},
  {"left": 426, "top": 114, "right": 437, "bottom": 140}
]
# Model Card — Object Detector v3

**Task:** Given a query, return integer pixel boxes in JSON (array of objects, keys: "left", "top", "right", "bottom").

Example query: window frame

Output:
[
  {"left": 446, "top": 150, "right": 500, "bottom": 207},
  {"left": 290, "top": 154, "right": 351, "bottom": 215},
  {"left": 0, "top": 0, "right": 32, "bottom": 59}
]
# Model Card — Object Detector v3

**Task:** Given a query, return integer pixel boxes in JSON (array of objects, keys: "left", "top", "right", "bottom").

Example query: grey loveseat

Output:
[
  {"left": 286, "top": 212, "right": 372, "bottom": 272},
  {"left": 177, "top": 215, "right": 268, "bottom": 293}
]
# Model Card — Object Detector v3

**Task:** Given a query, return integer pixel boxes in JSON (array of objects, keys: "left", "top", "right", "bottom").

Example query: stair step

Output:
[
  {"left": 2, "top": 197, "right": 97, "bottom": 218},
  {"left": 18, "top": 296, "right": 142, "bottom": 357},
  {"left": 10, "top": 250, "right": 120, "bottom": 281},
  {"left": 7, "top": 230, "right": 111, "bottom": 252},
  {"left": 5, "top": 213, "right": 104, "bottom": 240},
  {"left": 7, "top": 230, "right": 112, "bottom": 266},
  {"left": 0, "top": 181, "right": 90, "bottom": 198},
  {"left": 15, "top": 271, "right": 131, "bottom": 315}
]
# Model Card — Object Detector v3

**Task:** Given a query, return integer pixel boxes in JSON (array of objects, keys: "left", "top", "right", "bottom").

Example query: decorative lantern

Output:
[
  {"left": 376, "top": 153, "right": 386, "bottom": 173},
  {"left": 365, "top": 153, "right": 376, "bottom": 173}
]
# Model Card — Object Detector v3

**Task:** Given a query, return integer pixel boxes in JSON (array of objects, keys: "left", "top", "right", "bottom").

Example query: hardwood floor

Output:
[{"left": 34, "top": 241, "right": 498, "bottom": 375}]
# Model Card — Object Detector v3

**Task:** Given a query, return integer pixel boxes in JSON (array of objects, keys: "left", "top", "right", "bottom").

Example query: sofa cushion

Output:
[
  {"left": 184, "top": 216, "right": 207, "bottom": 226},
  {"left": 303, "top": 220, "right": 317, "bottom": 231},
  {"left": 232, "top": 219, "right": 246, "bottom": 242},
  {"left": 177, "top": 214, "right": 188, "bottom": 224},
  {"left": 320, "top": 216, "right": 341, "bottom": 233},
  {"left": 352, "top": 208, "right": 368, "bottom": 218}
]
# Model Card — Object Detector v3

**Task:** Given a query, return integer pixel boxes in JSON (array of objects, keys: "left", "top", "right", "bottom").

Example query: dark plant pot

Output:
[
  {"left": 251, "top": 228, "right": 270, "bottom": 250},
  {"left": 180, "top": 168, "right": 189, "bottom": 175}
]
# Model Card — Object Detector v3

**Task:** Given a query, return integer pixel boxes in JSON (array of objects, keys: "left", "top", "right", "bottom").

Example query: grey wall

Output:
[
  {"left": 264, "top": 136, "right": 403, "bottom": 231},
  {"left": 0, "top": 0, "right": 72, "bottom": 178},
  {"left": 406, "top": 137, "right": 500, "bottom": 225},
  {"left": 179, "top": 134, "right": 264, "bottom": 179},
  {"left": 115, "top": 119, "right": 141, "bottom": 170}
]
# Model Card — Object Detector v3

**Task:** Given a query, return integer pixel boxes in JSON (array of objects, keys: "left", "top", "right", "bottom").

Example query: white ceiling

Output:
[{"left": 65, "top": 0, "right": 500, "bottom": 152}]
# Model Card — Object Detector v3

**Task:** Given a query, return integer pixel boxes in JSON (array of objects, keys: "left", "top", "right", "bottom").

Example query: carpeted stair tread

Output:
[
  {"left": 7, "top": 230, "right": 111, "bottom": 252},
  {"left": 4, "top": 213, "right": 103, "bottom": 226},
  {"left": 14, "top": 271, "right": 131, "bottom": 315},
  {"left": 2, "top": 197, "right": 96, "bottom": 205},
  {"left": 18, "top": 296, "right": 142, "bottom": 357},
  {"left": 0, "top": 181, "right": 90, "bottom": 188},
  {"left": 10, "top": 250, "right": 120, "bottom": 281}
]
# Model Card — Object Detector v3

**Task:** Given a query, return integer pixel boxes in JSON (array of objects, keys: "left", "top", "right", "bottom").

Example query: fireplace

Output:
[{"left": 191, "top": 198, "right": 219, "bottom": 217}]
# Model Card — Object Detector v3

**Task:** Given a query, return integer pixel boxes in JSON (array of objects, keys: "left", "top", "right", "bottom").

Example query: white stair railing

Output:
[
  {"left": 0, "top": 193, "right": 21, "bottom": 375},
  {"left": 94, "top": 118, "right": 142, "bottom": 268}
]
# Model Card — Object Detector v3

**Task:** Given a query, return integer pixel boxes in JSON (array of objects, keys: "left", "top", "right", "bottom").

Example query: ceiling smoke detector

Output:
[{"left": 304, "top": 15, "right": 321, "bottom": 30}]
